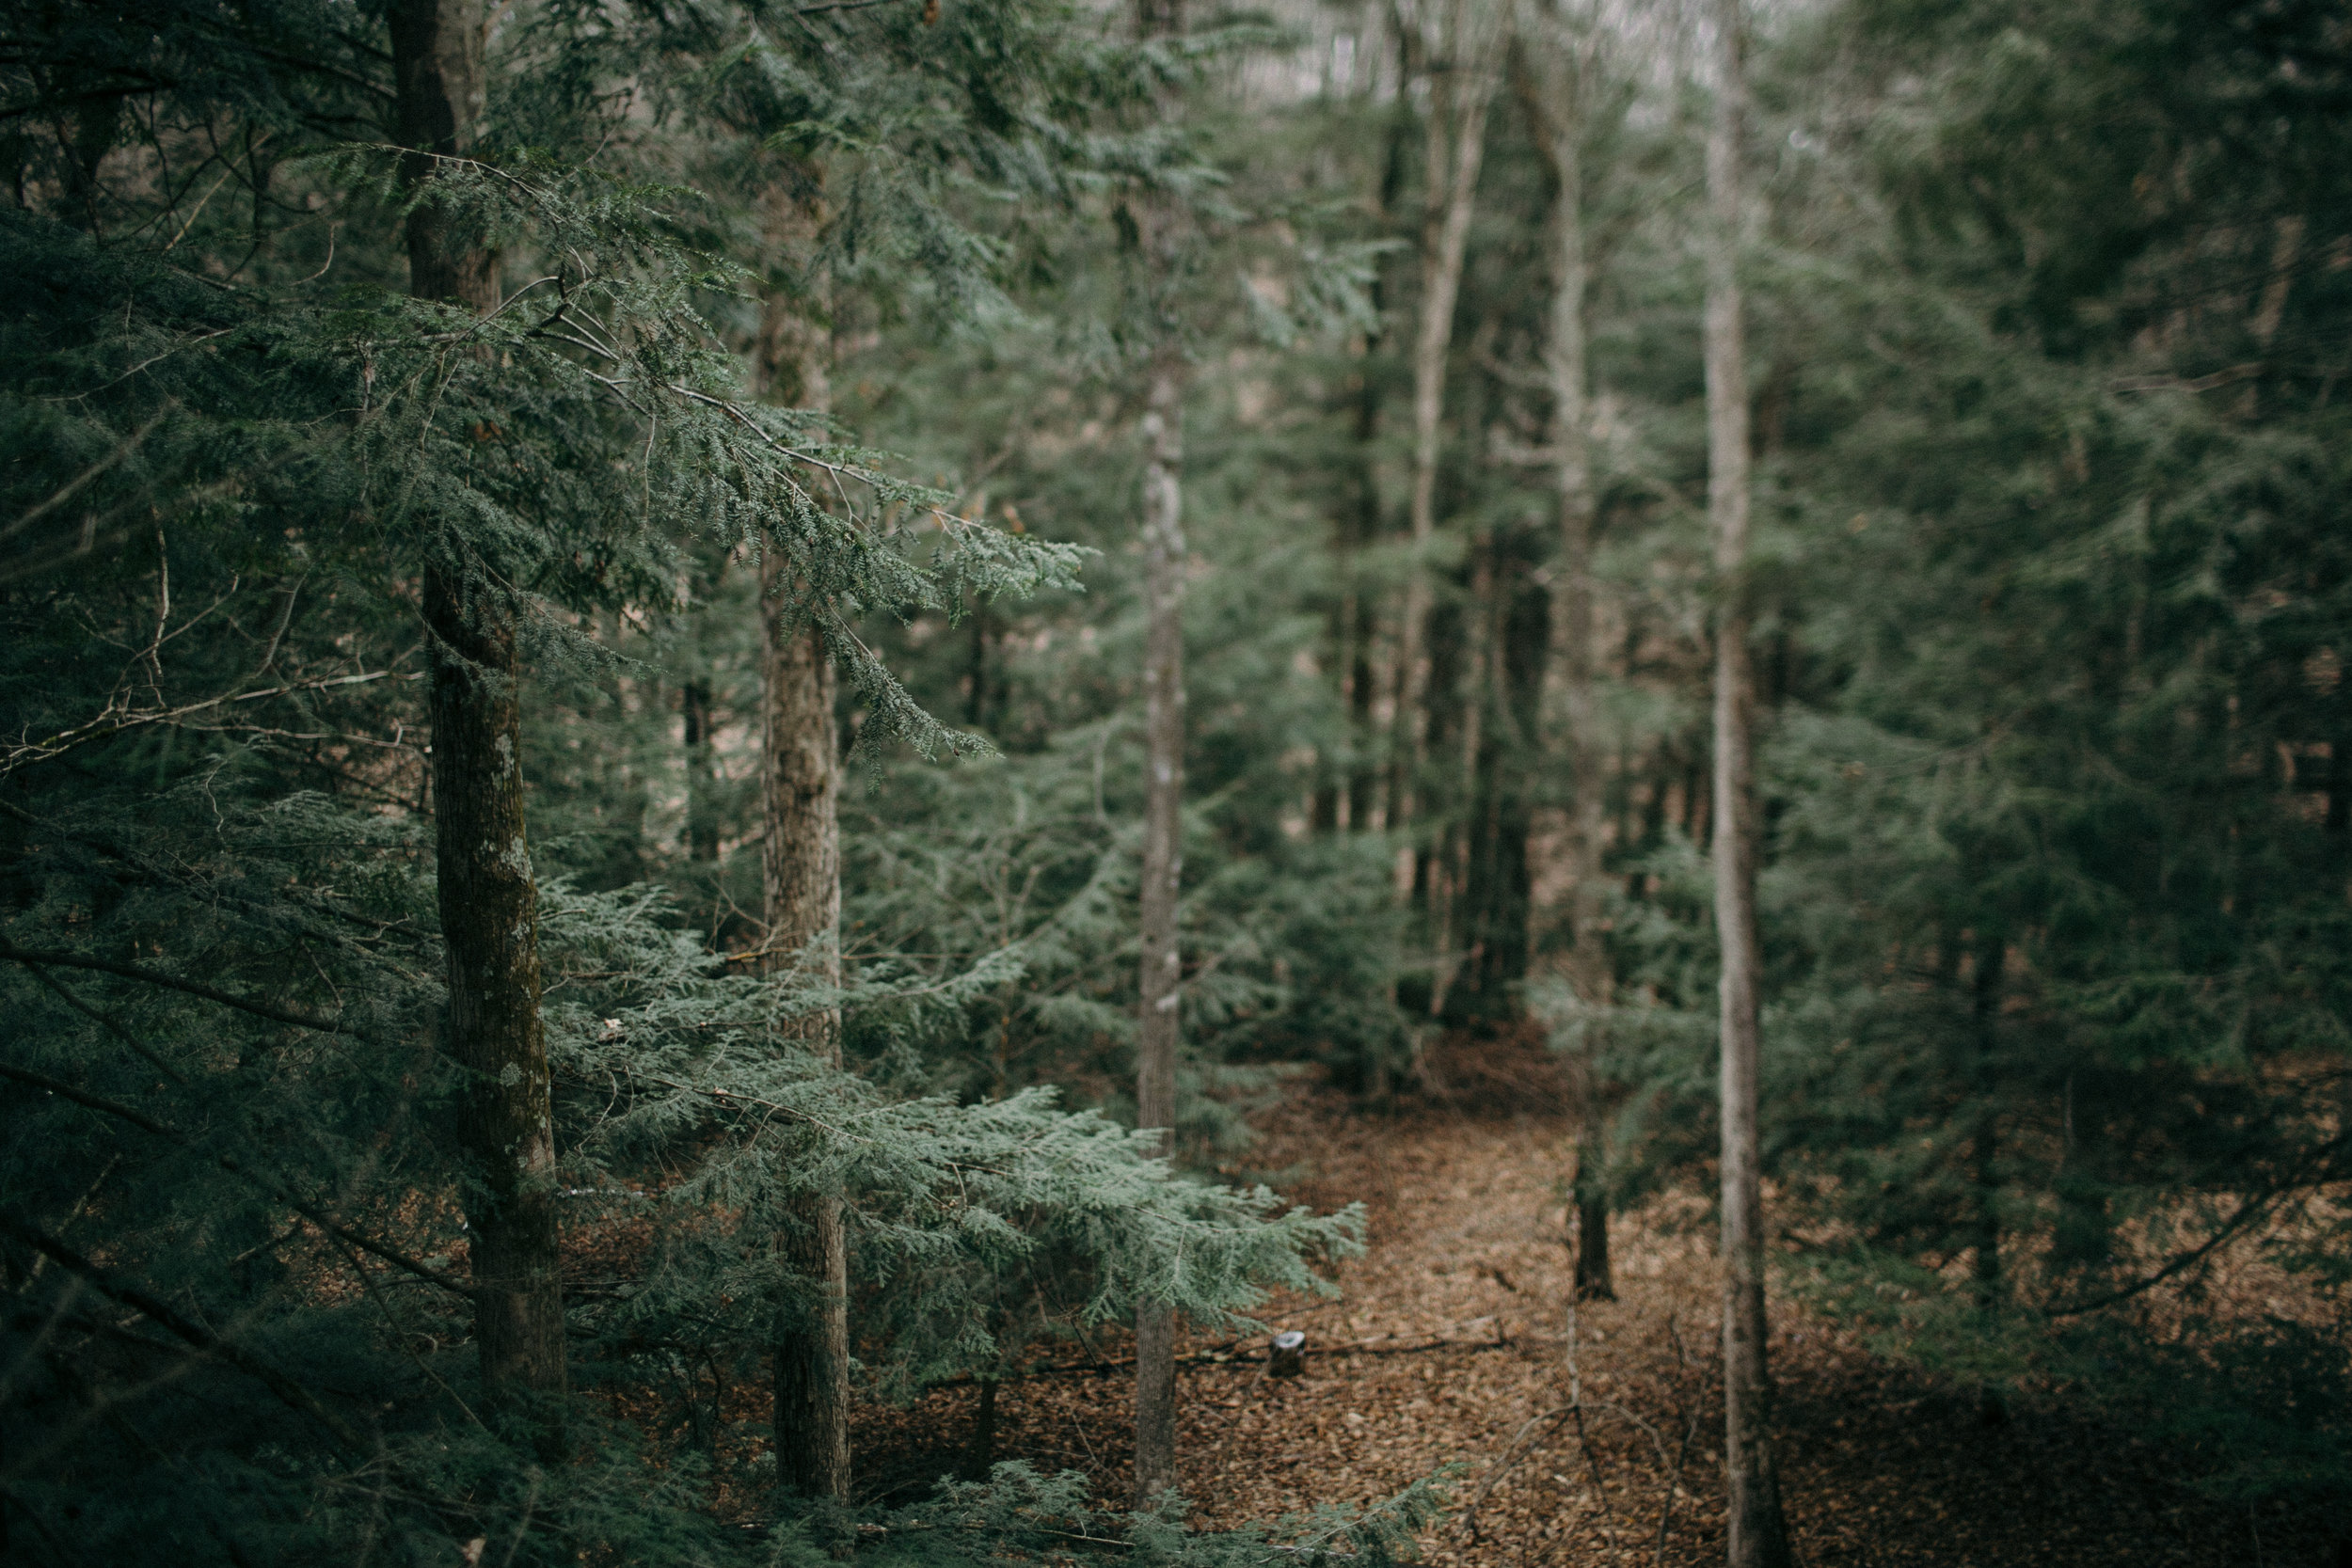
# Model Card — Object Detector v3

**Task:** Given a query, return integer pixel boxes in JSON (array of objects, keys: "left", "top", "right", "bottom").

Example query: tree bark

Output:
[
  {"left": 1131, "top": 0, "right": 1189, "bottom": 1508},
  {"left": 1705, "top": 0, "right": 1792, "bottom": 1560},
  {"left": 390, "top": 0, "right": 568, "bottom": 1429},
  {"left": 1134, "top": 355, "right": 1186, "bottom": 1509},
  {"left": 755, "top": 182, "right": 851, "bottom": 1504},
  {"left": 1394, "top": 0, "right": 1497, "bottom": 884}
]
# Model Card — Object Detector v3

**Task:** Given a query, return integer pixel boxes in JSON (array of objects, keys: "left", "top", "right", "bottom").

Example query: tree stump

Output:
[{"left": 1269, "top": 1329, "right": 1306, "bottom": 1378}]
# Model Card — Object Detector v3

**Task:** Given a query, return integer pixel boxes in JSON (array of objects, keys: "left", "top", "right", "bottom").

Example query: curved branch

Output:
[
  {"left": 0, "top": 1212, "right": 365, "bottom": 1449},
  {"left": 0, "top": 940, "right": 349, "bottom": 1035},
  {"left": 0, "top": 1060, "right": 469, "bottom": 1300}
]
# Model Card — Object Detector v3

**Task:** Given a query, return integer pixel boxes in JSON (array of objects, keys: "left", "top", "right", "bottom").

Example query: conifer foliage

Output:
[
  {"left": 0, "top": 1, "right": 1377, "bottom": 1560},
  {"left": 9, "top": 0, "right": 2352, "bottom": 1560}
]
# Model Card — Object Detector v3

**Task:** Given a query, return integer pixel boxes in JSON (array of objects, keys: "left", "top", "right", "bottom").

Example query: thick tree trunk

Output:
[
  {"left": 760, "top": 603, "right": 849, "bottom": 1500},
  {"left": 755, "top": 186, "right": 850, "bottom": 1503},
  {"left": 390, "top": 0, "right": 568, "bottom": 1428},
  {"left": 1516, "top": 0, "right": 1616, "bottom": 1303},
  {"left": 1395, "top": 0, "right": 1496, "bottom": 879},
  {"left": 1134, "top": 356, "right": 1187, "bottom": 1508},
  {"left": 1705, "top": 1, "right": 1792, "bottom": 1561}
]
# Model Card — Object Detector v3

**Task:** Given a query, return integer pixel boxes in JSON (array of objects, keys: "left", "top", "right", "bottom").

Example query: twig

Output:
[
  {"left": 1454, "top": 1404, "right": 1575, "bottom": 1541},
  {"left": 1, "top": 668, "right": 419, "bottom": 779}
]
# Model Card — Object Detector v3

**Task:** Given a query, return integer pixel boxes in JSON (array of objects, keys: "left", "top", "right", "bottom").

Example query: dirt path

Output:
[{"left": 856, "top": 1083, "right": 2323, "bottom": 1566}]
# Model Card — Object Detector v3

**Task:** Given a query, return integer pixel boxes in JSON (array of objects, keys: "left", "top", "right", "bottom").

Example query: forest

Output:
[{"left": 3, "top": 0, "right": 2349, "bottom": 1563}]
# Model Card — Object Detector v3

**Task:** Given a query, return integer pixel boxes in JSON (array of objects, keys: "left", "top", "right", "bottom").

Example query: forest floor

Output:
[{"left": 851, "top": 1037, "right": 2328, "bottom": 1567}]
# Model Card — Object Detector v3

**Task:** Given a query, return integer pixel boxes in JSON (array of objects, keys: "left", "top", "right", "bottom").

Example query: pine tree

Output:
[{"left": 390, "top": 0, "right": 571, "bottom": 1437}]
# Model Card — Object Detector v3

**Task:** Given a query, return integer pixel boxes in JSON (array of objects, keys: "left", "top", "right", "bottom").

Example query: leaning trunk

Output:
[
  {"left": 1134, "top": 355, "right": 1187, "bottom": 1507},
  {"left": 756, "top": 185, "right": 850, "bottom": 1502},
  {"left": 390, "top": 0, "right": 568, "bottom": 1426},
  {"left": 1705, "top": 0, "right": 1793, "bottom": 1560}
]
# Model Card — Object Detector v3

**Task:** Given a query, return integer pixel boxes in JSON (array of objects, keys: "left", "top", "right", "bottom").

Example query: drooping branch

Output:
[
  {"left": 0, "top": 941, "right": 351, "bottom": 1035},
  {"left": 0, "top": 1212, "right": 366, "bottom": 1449},
  {"left": 0, "top": 670, "right": 417, "bottom": 780},
  {"left": 2044, "top": 1134, "right": 2350, "bottom": 1318},
  {"left": 0, "top": 1060, "right": 471, "bottom": 1300}
]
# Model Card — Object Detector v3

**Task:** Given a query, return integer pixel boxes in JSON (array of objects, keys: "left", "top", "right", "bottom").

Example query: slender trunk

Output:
[
  {"left": 682, "top": 673, "right": 720, "bottom": 863},
  {"left": 1130, "top": 0, "right": 1189, "bottom": 1503},
  {"left": 1317, "top": 361, "right": 1376, "bottom": 835},
  {"left": 1573, "top": 1103, "right": 1613, "bottom": 1301},
  {"left": 1970, "top": 934, "right": 2005, "bottom": 1305},
  {"left": 1517, "top": 2, "right": 1615, "bottom": 1301},
  {"left": 1134, "top": 356, "right": 1187, "bottom": 1507},
  {"left": 1395, "top": 0, "right": 1496, "bottom": 874},
  {"left": 966, "top": 1377, "right": 1000, "bottom": 1481},
  {"left": 1706, "top": 1, "right": 1792, "bottom": 1560},
  {"left": 1348, "top": 70, "right": 1413, "bottom": 841},
  {"left": 756, "top": 185, "right": 850, "bottom": 1503},
  {"left": 390, "top": 0, "right": 568, "bottom": 1430},
  {"left": 1431, "top": 533, "right": 1494, "bottom": 1020},
  {"left": 1970, "top": 933, "right": 2008, "bottom": 1425}
]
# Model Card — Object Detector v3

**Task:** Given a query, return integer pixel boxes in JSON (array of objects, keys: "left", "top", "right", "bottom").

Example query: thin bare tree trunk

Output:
[
  {"left": 1515, "top": 0, "right": 1616, "bottom": 1303},
  {"left": 755, "top": 182, "right": 850, "bottom": 1503},
  {"left": 1705, "top": 0, "right": 1791, "bottom": 1560},
  {"left": 1130, "top": 0, "right": 1190, "bottom": 1505},
  {"left": 1395, "top": 0, "right": 1497, "bottom": 883},
  {"left": 1133, "top": 353, "right": 1186, "bottom": 1507},
  {"left": 390, "top": 0, "right": 568, "bottom": 1433}
]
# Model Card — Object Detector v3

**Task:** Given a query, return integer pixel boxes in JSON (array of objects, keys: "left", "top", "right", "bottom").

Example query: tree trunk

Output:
[
  {"left": 1395, "top": 0, "right": 1496, "bottom": 878},
  {"left": 755, "top": 183, "right": 850, "bottom": 1504},
  {"left": 682, "top": 673, "right": 721, "bottom": 863},
  {"left": 390, "top": 0, "right": 568, "bottom": 1431},
  {"left": 1430, "top": 531, "right": 1495, "bottom": 1020},
  {"left": 1345, "top": 77, "right": 1415, "bottom": 842},
  {"left": 966, "top": 1376, "right": 999, "bottom": 1481},
  {"left": 1573, "top": 1122, "right": 1614, "bottom": 1302},
  {"left": 1131, "top": 0, "right": 1189, "bottom": 1505},
  {"left": 1705, "top": 0, "right": 1792, "bottom": 1560},
  {"left": 1134, "top": 355, "right": 1187, "bottom": 1508},
  {"left": 1970, "top": 934, "right": 2005, "bottom": 1305},
  {"left": 1516, "top": 0, "right": 1615, "bottom": 1303}
]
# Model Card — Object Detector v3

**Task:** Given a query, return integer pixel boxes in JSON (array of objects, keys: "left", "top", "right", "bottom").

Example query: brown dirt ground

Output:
[{"left": 847, "top": 1046, "right": 2339, "bottom": 1567}]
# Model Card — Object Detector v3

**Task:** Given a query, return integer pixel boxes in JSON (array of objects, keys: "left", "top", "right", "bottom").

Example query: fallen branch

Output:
[{"left": 1455, "top": 1403, "right": 1576, "bottom": 1541}]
